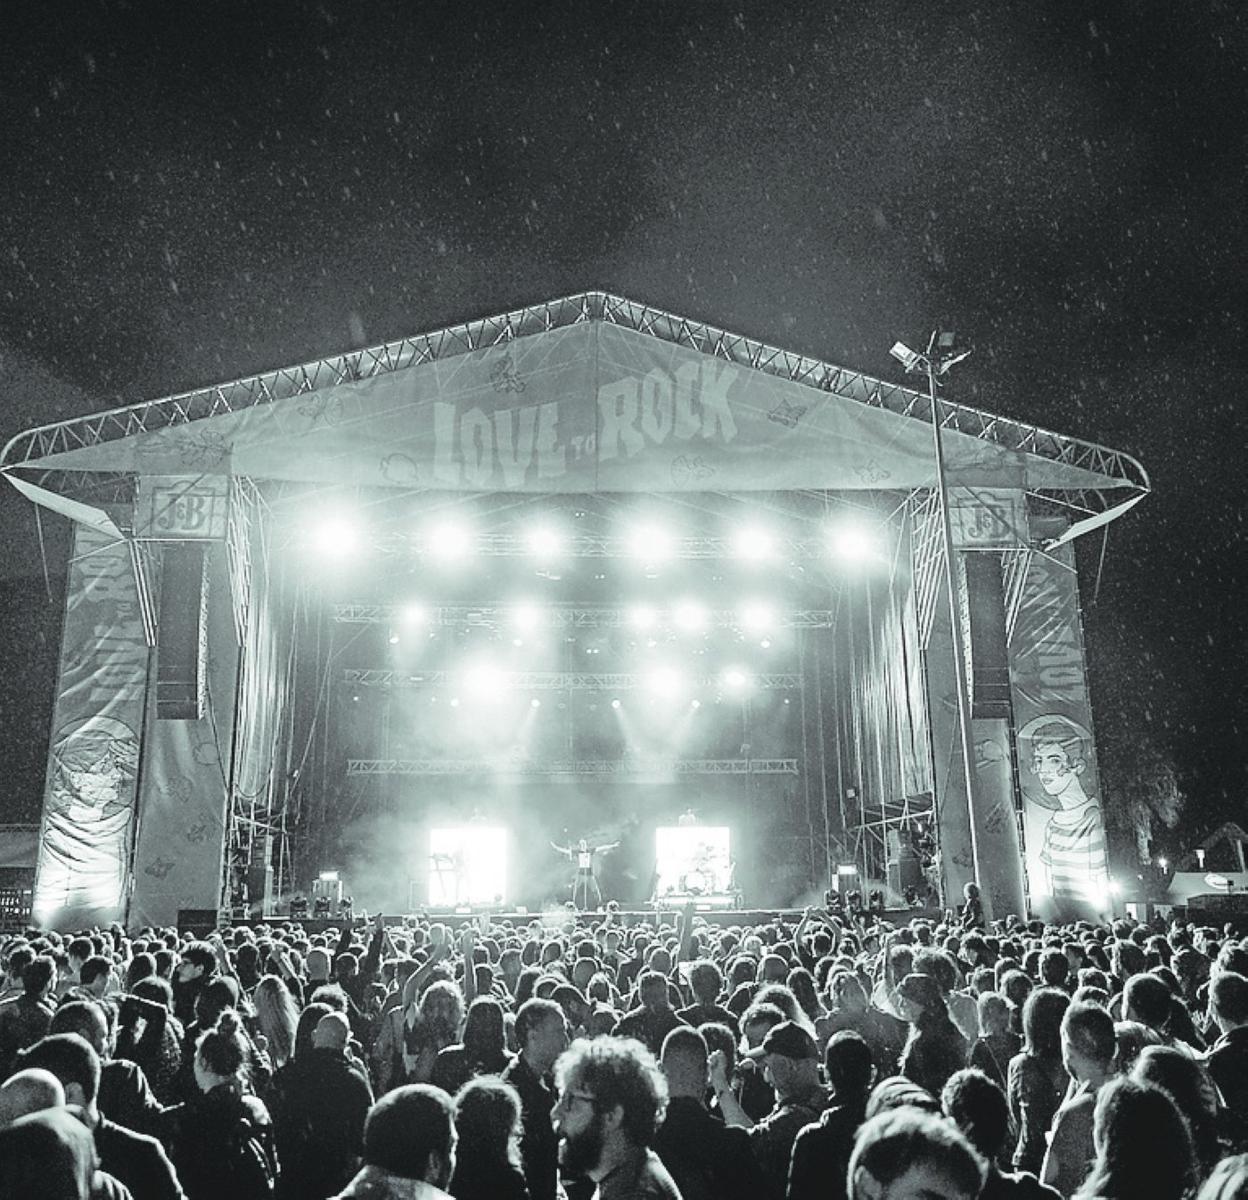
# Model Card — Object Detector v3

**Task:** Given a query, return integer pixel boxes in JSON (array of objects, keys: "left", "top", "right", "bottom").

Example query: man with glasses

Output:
[{"left": 552, "top": 1035, "right": 681, "bottom": 1200}]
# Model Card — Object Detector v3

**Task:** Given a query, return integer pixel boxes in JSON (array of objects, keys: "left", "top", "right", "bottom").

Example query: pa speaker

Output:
[{"left": 156, "top": 544, "right": 208, "bottom": 720}]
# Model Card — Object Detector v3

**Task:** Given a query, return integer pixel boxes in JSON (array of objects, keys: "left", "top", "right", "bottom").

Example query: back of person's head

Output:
[
  {"left": 0, "top": 1107, "right": 97, "bottom": 1200},
  {"left": 1124, "top": 972, "right": 1173, "bottom": 1031},
  {"left": 913, "top": 948, "right": 959, "bottom": 995},
  {"left": 1063, "top": 1001, "right": 1117, "bottom": 1070},
  {"left": 515, "top": 997, "right": 563, "bottom": 1048},
  {"left": 0, "top": 1068, "right": 65, "bottom": 1127},
  {"left": 741, "top": 1000, "right": 786, "bottom": 1039},
  {"left": 196, "top": 1009, "right": 249, "bottom": 1079},
  {"left": 48, "top": 1001, "right": 108, "bottom": 1055},
  {"left": 1040, "top": 947, "right": 1070, "bottom": 988},
  {"left": 366, "top": 1084, "right": 456, "bottom": 1184},
  {"left": 1196, "top": 1155, "right": 1248, "bottom": 1200},
  {"left": 830, "top": 970, "right": 868, "bottom": 1014},
  {"left": 23, "top": 955, "right": 56, "bottom": 996},
  {"left": 453, "top": 1077, "right": 521, "bottom": 1165},
  {"left": 14, "top": 1033, "right": 100, "bottom": 1106},
  {"left": 824, "top": 1030, "right": 873, "bottom": 1100},
  {"left": 1022, "top": 986, "right": 1069, "bottom": 1058},
  {"left": 554, "top": 1035, "right": 668, "bottom": 1147},
  {"left": 462, "top": 995, "right": 506, "bottom": 1059},
  {"left": 1132, "top": 1045, "right": 1221, "bottom": 1172},
  {"left": 659, "top": 1025, "right": 708, "bottom": 1095},
  {"left": 67, "top": 937, "right": 93, "bottom": 964},
  {"left": 698, "top": 1021, "right": 736, "bottom": 1074},
  {"left": 78, "top": 955, "right": 111, "bottom": 990},
  {"left": 941, "top": 1068, "right": 1010, "bottom": 1160},
  {"left": 865, "top": 1075, "right": 941, "bottom": 1119},
  {"left": 1079, "top": 1076, "right": 1195, "bottom": 1200},
  {"left": 849, "top": 1107, "right": 986, "bottom": 1200},
  {"left": 1212, "top": 971, "right": 1248, "bottom": 1028}
]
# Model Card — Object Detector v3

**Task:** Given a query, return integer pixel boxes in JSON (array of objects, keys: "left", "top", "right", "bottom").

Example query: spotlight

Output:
[
  {"left": 450, "top": 697, "right": 461, "bottom": 708},
  {"left": 721, "top": 667, "right": 751, "bottom": 692},
  {"left": 388, "top": 632, "right": 400, "bottom": 645},
  {"left": 610, "top": 698, "right": 622, "bottom": 710},
  {"left": 645, "top": 666, "right": 684, "bottom": 699},
  {"left": 739, "top": 602, "right": 774, "bottom": 634},
  {"left": 626, "top": 523, "right": 674, "bottom": 563},
  {"left": 425, "top": 518, "right": 473, "bottom": 561},
  {"left": 310, "top": 515, "right": 361, "bottom": 559},
  {"left": 526, "top": 525, "right": 564, "bottom": 559},
  {"left": 690, "top": 699, "right": 701, "bottom": 709},
  {"left": 512, "top": 604, "right": 542, "bottom": 632},
  {"left": 463, "top": 663, "right": 507, "bottom": 699},
  {"left": 627, "top": 605, "right": 658, "bottom": 631},
  {"left": 673, "top": 600, "right": 707, "bottom": 633},
  {"left": 1108, "top": 879, "right": 1122, "bottom": 896},
  {"left": 827, "top": 519, "right": 881, "bottom": 564},
  {"left": 530, "top": 697, "right": 542, "bottom": 709},
  {"left": 402, "top": 603, "right": 428, "bottom": 626},
  {"left": 732, "top": 525, "right": 775, "bottom": 562}
]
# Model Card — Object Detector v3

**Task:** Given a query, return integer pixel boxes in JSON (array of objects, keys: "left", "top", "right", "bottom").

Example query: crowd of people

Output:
[{"left": 0, "top": 896, "right": 1247, "bottom": 1199}]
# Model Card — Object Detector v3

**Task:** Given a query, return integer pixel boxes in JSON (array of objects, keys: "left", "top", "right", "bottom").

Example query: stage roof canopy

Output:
[{"left": 2, "top": 292, "right": 1148, "bottom": 522}]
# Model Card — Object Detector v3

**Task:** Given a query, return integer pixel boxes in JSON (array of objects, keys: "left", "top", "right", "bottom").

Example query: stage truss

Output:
[{"left": 346, "top": 757, "right": 799, "bottom": 777}]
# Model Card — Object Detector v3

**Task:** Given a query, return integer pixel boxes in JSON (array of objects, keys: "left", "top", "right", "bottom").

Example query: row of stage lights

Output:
[
  {"left": 306, "top": 513, "right": 886, "bottom": 567},
  {"left": 386, "top": 599, "right": 782, "bottom": 640}
]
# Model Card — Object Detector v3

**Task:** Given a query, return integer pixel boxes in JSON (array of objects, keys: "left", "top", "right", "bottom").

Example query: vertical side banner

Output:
[
  {"left": 129, "top": 544, "right": 239, "bottom": 928},
  {"left": 1008, "top": 542, "right": 1109, "bottom": 918},
  {"left": 34, "top": 523, "right": 151, "bottom": 930}
]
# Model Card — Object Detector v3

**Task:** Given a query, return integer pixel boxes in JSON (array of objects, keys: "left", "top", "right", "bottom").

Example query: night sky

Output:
[{"left": 0, "top": 2, "right": 1244, "bottom": 850}]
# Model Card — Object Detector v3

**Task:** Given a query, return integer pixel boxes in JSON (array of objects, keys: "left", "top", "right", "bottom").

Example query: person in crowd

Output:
[
  {"left": 1206, "top": 970, "right": 1248, "bottom": 1122},
  {"left": 675, "top": 960, "right": 734, "bottom": 1028},
  {"left": 942, "top": 1068, "right": 1061, "bottom": 1199},
  {"left": 269, "top": 1010, "right": 373, "bottom": 1199},
  {"left": 1007, "top": 987, "right": 1070, "bottom": 1176},
  {"left": 1132, "top": 1044, "right": 1223, "bottom": 1183},
  {"left": 502, "top": 997, "right": 569, "bottom": 1200},
  {"left": 1198, "top": 1155, "right": 1248, "bottom": 1200},
  {"left": 114, "top": 975, "right": 184, "bottom": 1105},
  {"left": 613, "top": 970, "right": 686, "bottom": 1055},
  {"left": 171, "top": 942, "right": 218, "bottom": 1027},
  {"left": 252, "top": 976, "right": 300, "bottom": 1071},
  {"left": 848, "top": 1106, "right": 987, "bottom": 1200},
  {"left": 969, "top": 991, "right": 1021, "bottom": 1089},
  {"left": 551, "top": 1035, "right": 680, "bottom": 1199},
  {"left": 0, "top": 954, "right": 57, "bottom": 1076},
  {"left": 161, "top": 1009, "right": 278, "bottom": 1199},
  {"left": 709, "top": 1020, "right": 831, "bottom": 1198},
  {"left": 332, "top": 1084, "right": 457, "bottom": 1200},
  {"left": 0, "top": 1064, "right": 65, "bottom": 1125},
  {"left": 1042, "top": 1000, "right": 1118, "bottom": 1198},
  {"left": 432, "top": 995, "right": 510, "bottom": 1093},
  {"left": 447, "top": 1077, "right": 530, "bottom": 1200},
  {"left": 0, "top": 1106, "right": 108, "bottom": 1200},
  {"left": 896, "top": 972, "right": 969, "bottom": 1099},
  {"left": 652, "top": 1025, "right": 765, "bottom": 1200},
  {"left": 404, "top": 978, "right": 465, "bottom": 1084},
  {"left": 788, "top": 1030, "right": 875, "bottom": 1200},
  {"left": 1072, "top": 1076, "right": 1196, "bottom": 1200},
  {"left": 16, "top": 1032, "right": 185, "bottom": 1200}
]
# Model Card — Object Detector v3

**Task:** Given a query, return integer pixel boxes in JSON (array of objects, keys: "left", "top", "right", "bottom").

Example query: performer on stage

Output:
[{"left": 551, "top": 836, "right": 618, "bottom": 910}]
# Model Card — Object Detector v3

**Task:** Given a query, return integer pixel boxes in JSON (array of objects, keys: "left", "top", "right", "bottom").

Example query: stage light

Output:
[
  {"left": 690, "top": 699, "right": 701, "bottom": 709},
  {"left": 739, "top": 602, "right": 774, "bottom": 634},
  {"left": 388, "top": 632, "right": 400, "bottom": 645},
  {"left": 463, "top": 663, "right": 507, "bottom": 699},
  {"left": 530, "top": 697, "right": 541, "bottom": 709},
  {"left": 425, "top": 518, "right": 474, "bottom": 561},
  {"left": 526, "top": 524, "right": 564, "bottom": 560},
  {"left": 721, "top": 666, "right": 751, "bottom": 692},
  {"left": 626, "top": 523, "right": 674, "bottom": 563},
  {"left": 645, "top": 666, "right": 685, "bottom": 699},
  {"left": 1108, "top": 879, "right": 1122, "bottom": 896},
  {"left": 429, "top": 826, "right": 507, "bottom": 907},
  {"left": 837, "top": 864, "right": 859, "bottom": 876},
  {"left": 310, "top": 515, "right": 361, "bottom": 559},
  {"left": 611, "top": 698, "right": 622, "bottom": 710},
  {"left": 732, "top": 524, "right": 776, "bottom": 562},
  {"left": 673, "top": 600, "right": 707, "bottom": 633},
  {"left": 1158, "top": 857, "right": 1168, "bottom": 871},
  {"left": 827, "top": 519, "right": 882, "bottom": 564},
  {"left": 511, "top": 604, "right": 542, "bottom": 632},
  {"left": 318, "top": 870, "right": 340, "bottom": 882},
  {"left": 626, "top": 605, "right": 657, "bottom": 631},
  {"left": 402, "top": 603, "right": 428, "bottom": 626},
  {"left": 449, "top": 697, "right": 461, "bottom": 708}
]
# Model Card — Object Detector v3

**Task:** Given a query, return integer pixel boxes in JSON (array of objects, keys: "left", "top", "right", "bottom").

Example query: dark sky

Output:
[{"left": 0, "top": 1, "right": 1244, "bottom": 838}]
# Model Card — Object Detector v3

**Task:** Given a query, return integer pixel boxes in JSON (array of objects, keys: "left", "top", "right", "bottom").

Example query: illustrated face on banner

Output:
[
  {"left": 1030, "top": 735, "right": 1088, "bottom": 810},
  {"left": 52, "top": 716, "right": 140, "bottom": 821}
]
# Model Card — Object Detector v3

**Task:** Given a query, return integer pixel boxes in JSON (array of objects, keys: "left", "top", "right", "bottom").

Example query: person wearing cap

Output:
[
  {"left": 709, "top": 1020, "right": 831, "bottom": 1200},
  {"left": 896, "top": 972, "right": 968, "bottom": 1100}
]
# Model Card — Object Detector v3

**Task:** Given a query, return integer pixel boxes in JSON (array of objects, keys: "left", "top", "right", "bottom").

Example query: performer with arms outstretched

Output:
[{"left": 551, "top": 835, "right": 618, "bottom": 910}]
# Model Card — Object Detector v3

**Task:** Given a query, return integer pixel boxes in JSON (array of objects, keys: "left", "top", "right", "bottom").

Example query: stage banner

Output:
[
  {"left": 33, "top": 523, "right": 151, "bottom": 930},
  {"left": 134, "top": 474, "right": 230, "bottom": 540},
  {"left": 128, "top": 543, "right": 239, "bottom": 928},
  {"left": 1008, "top": 540, "right": 1109, "bottom": 918}
]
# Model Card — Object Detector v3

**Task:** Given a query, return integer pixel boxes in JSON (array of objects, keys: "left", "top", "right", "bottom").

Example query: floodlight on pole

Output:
[{"left": 891, "top": 329, "right": 984, "bottom": 913}]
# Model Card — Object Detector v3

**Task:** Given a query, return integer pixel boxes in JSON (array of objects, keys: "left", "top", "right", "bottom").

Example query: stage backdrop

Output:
[
  {"left": 33, "top": 523, "right": 151, "bottom": 930},
  {"left": 1009, "top": 538, "right": 1109, "bottom": 918}
]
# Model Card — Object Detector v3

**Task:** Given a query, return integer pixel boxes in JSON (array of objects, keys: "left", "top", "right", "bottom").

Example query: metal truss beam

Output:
[
  {"left": 347, "top": 757, "right": 799, "bottom": 777},
  {"left": 342, "top": 668, "right": 801, "bottom": 691},
  {"left": 332, "top": 603, "right": 838, "bottom": 630},
  {"left": 357, "top": 531, "right": 830, "bottom": 560},
  {"left": 2, "top": 291, "right": 1149, "bottom": 505}
]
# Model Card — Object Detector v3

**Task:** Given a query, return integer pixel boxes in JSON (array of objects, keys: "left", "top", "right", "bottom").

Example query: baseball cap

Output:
[{"left": 743, "top": 1020, "right": 819, "bottom": 1061}]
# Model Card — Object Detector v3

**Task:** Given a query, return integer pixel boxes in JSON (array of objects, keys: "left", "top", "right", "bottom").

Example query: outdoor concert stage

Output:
[{"left": 2, "top": 292, "right": 1149, "bottom": 932}]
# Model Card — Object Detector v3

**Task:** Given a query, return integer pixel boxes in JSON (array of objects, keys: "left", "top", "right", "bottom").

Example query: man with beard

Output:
[{"left": 552, "top": 1035, "right": 681, "bottom": 1200}]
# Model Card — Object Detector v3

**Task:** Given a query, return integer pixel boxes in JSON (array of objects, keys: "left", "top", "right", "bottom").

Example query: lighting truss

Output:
[
  {"left": 366, "top": 531, "right": 828, "bottom": 560},
  {"left": 342, "top": 668, "right": 801, "bottom": 690},
  {"left": 333, "top": 603, "right": 837, "bottom": 629},
  {"left": 346, "top": 757, "right": 799, "bottom": 777},
  {"left": 1, "top": 291, "right": 1148, "bottom": 510}
]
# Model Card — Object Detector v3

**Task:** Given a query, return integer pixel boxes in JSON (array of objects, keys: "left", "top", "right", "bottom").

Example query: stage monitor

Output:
[
  {"left": 654, "top": 826, "right": 731, "bottom": 900},
  {"left": 428, "top": 826, "right": 507, "bottom": 907}
]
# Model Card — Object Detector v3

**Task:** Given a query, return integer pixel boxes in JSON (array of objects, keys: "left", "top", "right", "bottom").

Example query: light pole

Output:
[{"left": 890, "top": 333, "right": 983, "bottom": 910}]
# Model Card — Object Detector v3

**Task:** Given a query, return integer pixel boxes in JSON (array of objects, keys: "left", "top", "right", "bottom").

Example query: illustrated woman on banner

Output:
[{"left": 1020, "top": 716, "right": 1109, "bottom": 904}]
